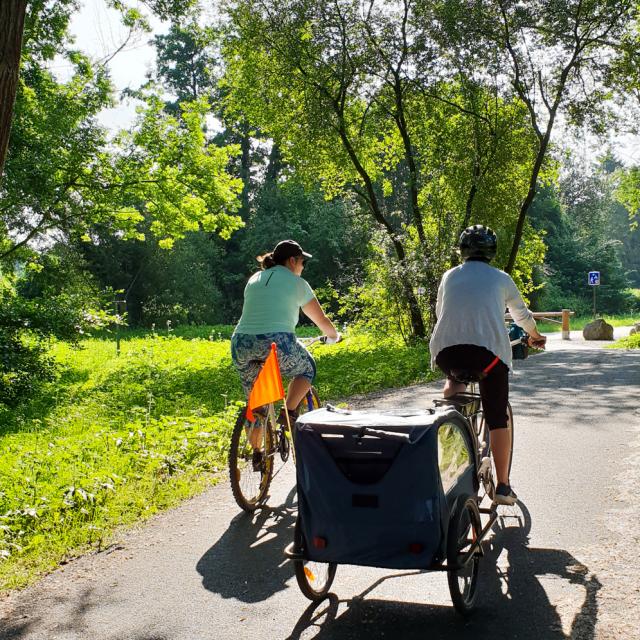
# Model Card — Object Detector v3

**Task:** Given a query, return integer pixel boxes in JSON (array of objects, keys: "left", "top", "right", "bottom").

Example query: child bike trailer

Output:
[{"left": 286, "top": 405, "right": 486, "bottom": 615}]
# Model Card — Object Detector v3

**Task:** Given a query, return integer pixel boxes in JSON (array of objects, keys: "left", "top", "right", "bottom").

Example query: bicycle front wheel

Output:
[
  {"left": 297, "top": 387, "right": 320, "bottom": 415},
  {"left": 228, "top": 407, "right": 274, "bottom": 512}
]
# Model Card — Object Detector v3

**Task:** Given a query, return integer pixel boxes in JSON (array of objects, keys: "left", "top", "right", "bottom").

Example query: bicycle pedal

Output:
[{"left": 478, "top": 457, "right": 491, "bottom": 476}]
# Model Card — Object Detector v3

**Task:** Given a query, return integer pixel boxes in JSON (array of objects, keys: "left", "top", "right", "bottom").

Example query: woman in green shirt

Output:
[{"left": 231, "top": 240, "right": 339, "bottom": 427}]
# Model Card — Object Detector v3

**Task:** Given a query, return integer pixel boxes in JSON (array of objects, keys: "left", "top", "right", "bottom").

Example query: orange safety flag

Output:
[{"left": 246, "top": 343, "right": 285, "bottom": 421}]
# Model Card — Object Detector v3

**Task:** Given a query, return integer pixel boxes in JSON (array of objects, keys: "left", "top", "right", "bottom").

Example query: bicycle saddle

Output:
[{"left": 450, "top": 369, "right": 485, "bottom": 384}]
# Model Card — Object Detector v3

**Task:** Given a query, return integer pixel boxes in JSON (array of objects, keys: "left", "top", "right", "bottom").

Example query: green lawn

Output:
[{"left": 0, "top": 328, "right": 437, "bottom": 592}]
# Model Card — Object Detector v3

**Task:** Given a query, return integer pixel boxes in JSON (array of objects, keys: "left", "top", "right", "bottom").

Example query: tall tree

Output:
[
  {"left": 0, "top": 1, "right": 28, "bottom": 185},
  {"left": 484, "top": 0, "right": 638, "bottom": 272},
  {"left": 223, "top": 0, "right": 543, "bottom": 337}
]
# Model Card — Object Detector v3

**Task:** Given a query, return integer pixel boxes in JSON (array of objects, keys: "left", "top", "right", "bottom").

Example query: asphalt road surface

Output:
[{"left": 1, "top": 330, "right": 639, "bottom": 640}]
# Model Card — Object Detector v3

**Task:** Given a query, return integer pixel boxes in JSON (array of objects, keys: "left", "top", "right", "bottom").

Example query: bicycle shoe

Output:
[
  {"left": 252, "top": 449, "right": 264, "bottom": 472},
  {"left": 494, "top": 483, "right": 518, "bottom": 506}
]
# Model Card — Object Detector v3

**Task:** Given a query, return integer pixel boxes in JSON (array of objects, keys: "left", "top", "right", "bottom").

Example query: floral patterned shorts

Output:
[{"left": 231, "top": 332, "right": 316, "bottom": 396}]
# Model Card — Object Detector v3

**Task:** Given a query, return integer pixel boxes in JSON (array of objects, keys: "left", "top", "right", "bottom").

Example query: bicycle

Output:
[
  {"left": 287, "top": 333, "right": 538, "bottom": 614},
  {"left": 433, "top": 332, "right": 529, "bottom": 503},
  {"left": 228, "top": 335, "right": 328, "bottom": 513}
]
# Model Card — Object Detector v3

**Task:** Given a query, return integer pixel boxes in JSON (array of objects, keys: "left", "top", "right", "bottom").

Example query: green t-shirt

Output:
[{"left": 234, "top": 265, "right": 316, "bottom": 335}]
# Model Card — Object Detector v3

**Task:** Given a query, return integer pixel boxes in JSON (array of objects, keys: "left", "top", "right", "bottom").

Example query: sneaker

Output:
[
  {"left": 252, "top": 449, "right": 264, "bottom": 472},
  {"left": 277, "top": 407, "right": 298, "bottom": 430},
  {"left": 494, "top": 483, "right": 518, "bottom": 506}
]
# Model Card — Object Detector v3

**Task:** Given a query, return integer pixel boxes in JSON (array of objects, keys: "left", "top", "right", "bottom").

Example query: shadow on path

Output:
[
  {"left": 285, "top": 502, "right": 601, "bottom": 640},
  {"left": 1, "top": 585, "right": 102, "bottom": 640},
  {"left": 196, "top": 485, "right": 297, "bottom": 602},
  {"left": 511, "top": 348, "right": 640, "bottom": 423}
]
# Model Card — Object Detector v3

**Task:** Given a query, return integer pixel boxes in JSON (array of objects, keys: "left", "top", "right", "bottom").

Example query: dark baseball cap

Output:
[{"left": 273, "top": 240, "right": 312, "bottom": 261}]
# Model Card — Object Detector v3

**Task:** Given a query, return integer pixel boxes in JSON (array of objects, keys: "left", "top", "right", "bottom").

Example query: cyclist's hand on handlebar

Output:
[
  {"left": 322, "top": 332, "right": 342, "bottom": 345},
  {"left": 528, "top": 334, "right": 547, "bottom": 349}
]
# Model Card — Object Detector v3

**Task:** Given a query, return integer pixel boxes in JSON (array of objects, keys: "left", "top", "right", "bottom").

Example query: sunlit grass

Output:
[
  {"left": 0, "top": 328, "right": 436, "bottom": 592},
  {"left": 607, "top": 332, "right": 640, "bottom": 349}
]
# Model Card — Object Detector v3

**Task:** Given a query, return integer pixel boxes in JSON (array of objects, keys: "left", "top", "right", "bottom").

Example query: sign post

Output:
[{"left": 588, "top": 271, "right": 600, "bottom": 318}]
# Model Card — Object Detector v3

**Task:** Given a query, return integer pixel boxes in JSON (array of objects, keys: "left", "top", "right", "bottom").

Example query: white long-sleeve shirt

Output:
[{"left": 429, "top": 260, "right": 537, "bottom": 370}]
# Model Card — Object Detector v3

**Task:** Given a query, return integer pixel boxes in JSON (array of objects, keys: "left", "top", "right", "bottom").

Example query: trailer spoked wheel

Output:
[
  {"left": 293, "top": 517, "right": 337, "bottom": 601},
  {"left": 447, "top": 496, "right": 482, "bottom": 615}
]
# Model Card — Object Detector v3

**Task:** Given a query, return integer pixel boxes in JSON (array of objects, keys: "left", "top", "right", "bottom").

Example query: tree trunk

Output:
[
  {"left": 504, "top": 127, "right": 553, "bottom": 274},
  {"left": 336, "top": 119, "right": 426, "bottom": 338},
  {"left": 238, "top": 124, "right": 251, "bottom": 220},
  {"left": 0, "top": 0, "right": 27, "bottom": 184},
  {"left": 265, "top": 143, "right": 282, "bottom": 186}
]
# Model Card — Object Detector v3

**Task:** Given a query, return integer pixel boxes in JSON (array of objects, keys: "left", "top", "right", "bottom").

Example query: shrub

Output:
[{"left": 0, "top": 286, "right": 114, "bottom": 408}]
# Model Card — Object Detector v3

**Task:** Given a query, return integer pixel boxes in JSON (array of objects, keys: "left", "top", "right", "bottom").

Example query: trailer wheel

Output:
[
  {"left": 447, "top": 496, "right": 482, "bottom": 615},
  {"left": 293, "top": 517, "right": 337, "bottom": 601}
]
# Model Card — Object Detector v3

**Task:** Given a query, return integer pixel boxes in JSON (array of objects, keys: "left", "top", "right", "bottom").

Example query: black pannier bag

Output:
[
  {"left": 294, "top": 406, "right": 477, "bottom": 570},
  {"left": 509, "top": 322, "right": 529, "bottom": 360}
]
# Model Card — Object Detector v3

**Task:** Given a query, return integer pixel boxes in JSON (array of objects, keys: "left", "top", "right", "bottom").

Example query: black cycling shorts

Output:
[{"left": 435, "top": 344, "right": 509, "bottom": 430}]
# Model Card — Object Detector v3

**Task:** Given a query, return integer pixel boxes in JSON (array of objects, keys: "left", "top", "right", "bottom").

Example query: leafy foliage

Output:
[
  {"left": 2, "top": 52, "right": 243, "bottom": 258},
  {"left": 530, "top": 158, "right": 637, "bottom": 314},
  {"left": 607, "top": 331, "right": 640, "bottom": 349},
  {"left": 221, "top": 0, "right": 549, "bottom": 336},
  {"left": 0, "top": 253, "right": 113, "bottom": 407}
]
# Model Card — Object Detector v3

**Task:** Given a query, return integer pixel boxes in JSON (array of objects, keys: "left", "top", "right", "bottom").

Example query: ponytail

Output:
[{"left": 257, "top": 252, "right": 277, "bottom": 270}]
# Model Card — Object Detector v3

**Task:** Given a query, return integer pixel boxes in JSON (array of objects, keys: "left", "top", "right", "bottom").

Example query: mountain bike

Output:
[{"left": 228, "top": 336, "right": 326, "bottom": 513}]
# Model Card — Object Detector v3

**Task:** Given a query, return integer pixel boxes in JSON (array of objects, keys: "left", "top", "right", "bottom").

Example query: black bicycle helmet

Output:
[{"left": 458, "top": 224, "right": 497, "bottom": 261}]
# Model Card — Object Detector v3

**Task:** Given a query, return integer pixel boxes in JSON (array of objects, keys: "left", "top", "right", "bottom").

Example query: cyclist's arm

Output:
[
  {"left": 301, "top": 298, "right": 338, "bottom": 340},
  {"left": 435, "top": 279, "right": 444, "bottom": 321},
  {"left": 504, "top": 277, "right": 545, "bottom": 345}
]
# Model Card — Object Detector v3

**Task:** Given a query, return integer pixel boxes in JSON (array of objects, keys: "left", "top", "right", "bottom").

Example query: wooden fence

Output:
[{"left": 505, "top": 309, "right": 574, "bottom": 340}]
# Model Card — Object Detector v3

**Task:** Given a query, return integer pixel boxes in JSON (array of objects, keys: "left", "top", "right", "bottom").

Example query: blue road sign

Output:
[{"left": 588, "top": 271, "right": 600, "bottom": 286}]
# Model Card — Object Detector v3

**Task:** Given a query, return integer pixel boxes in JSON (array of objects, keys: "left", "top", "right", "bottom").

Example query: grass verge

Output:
[
  {"left": 606, "top": 332, "right": 640, "bottom": 349},
  {"left": 0, "top": 328, "right": 436, "bottom": 592},
  {"left": 536, "top": 314, "right": 639, "bottom": 333}
]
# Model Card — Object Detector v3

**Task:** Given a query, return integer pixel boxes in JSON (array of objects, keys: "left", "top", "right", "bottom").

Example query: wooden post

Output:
[{"left": 562, "top": 309, "right": 570, "bottom": 340}]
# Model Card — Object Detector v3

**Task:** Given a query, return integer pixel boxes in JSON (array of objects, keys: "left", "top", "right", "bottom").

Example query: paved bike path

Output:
[{"left": 1, "top": 338, "right": 639, "bottom": 640}]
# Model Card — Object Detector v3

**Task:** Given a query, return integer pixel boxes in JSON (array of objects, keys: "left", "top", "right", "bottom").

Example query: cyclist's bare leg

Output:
[
  {"left": 489, "top": 421, "right": 512, "bottom": 486},
  {"left": 248, "top": 424, "right": 264, "bottom": 450},
  {"left": 443, "top": 379, "right": 466, "bottom": 398},
  {"left": 246, "top": 406, "right": 268, "bottom": 449},
  {"left": 286, "top": 376, "right": 311, "bottom": 412}
]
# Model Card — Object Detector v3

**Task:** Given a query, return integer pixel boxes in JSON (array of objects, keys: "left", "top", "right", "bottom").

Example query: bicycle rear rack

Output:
[{"left": 433, "top": 393, "right": 480, "bottom": 418}]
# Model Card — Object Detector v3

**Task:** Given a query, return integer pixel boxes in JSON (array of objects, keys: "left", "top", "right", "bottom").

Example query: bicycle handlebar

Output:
[
  {"left": 298, "top": 333, "right": 342, "bottom": 347},
  {"left": 509, "top": 332, "right": 546, "bottom": 349}
]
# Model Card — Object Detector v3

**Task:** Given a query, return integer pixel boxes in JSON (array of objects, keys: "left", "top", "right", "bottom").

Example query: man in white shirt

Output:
[{"left": 430, "top": 225, "right": 546, "bottom": 505}]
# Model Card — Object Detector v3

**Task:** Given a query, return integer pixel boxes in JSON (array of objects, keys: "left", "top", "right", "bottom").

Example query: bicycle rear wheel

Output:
[
  {"left": 293, "top": 517, "right": 337, "bottom": 601},
  {"left": 228, "top": 407, "right": 275, "bottom": 512}
]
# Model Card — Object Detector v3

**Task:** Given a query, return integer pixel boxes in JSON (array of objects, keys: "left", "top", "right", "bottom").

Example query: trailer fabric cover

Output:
[{"left": 294, "top": 407, "right": 460, "bottom": 569}]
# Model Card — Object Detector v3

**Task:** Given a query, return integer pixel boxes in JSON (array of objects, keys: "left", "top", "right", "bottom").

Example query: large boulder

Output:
[
  {"left": 629, "top": 322, "right": 640, "bottom": 336},
  {"left": 583, "top": 318, "right": 614, "bottom": 340}
]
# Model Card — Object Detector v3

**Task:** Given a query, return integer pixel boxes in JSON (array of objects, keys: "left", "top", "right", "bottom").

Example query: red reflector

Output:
[
  {"left": 313, "top": 536, "right": 327, "bottom": 549},
  {"left": 409, "top": 543, "right": 423, "bottom": 554}
]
